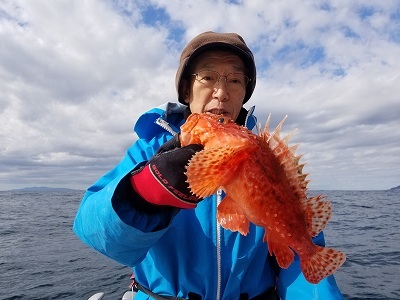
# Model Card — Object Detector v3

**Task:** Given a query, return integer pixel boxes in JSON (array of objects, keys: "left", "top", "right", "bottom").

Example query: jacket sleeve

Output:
[
  {"left": 73, "top": 135, "right": 177, "bottom": 267},
  {"left": 276, "top": 232, "right": 345, "bottom": 299}
]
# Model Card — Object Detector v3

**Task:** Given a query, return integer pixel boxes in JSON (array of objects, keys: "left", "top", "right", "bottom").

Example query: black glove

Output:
[{"left": 131, "top": 135, "right": 203, "bottom": 208}]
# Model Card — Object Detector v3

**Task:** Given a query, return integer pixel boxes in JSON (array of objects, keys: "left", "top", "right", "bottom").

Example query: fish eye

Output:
[{"left": 217, "top": 117, "right": 225, "bottom": 123}]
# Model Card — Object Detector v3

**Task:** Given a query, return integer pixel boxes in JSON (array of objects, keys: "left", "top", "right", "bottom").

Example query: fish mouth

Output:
[{"left": 207, "top": 109, "right": 229, "bottom": 116}]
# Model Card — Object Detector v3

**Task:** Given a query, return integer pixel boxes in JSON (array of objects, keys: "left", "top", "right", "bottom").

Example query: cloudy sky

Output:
[{"left": 1, "top": 0, "right": 399, "bottom": 191}]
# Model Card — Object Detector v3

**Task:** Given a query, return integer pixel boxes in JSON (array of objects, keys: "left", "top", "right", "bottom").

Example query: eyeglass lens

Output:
[{"left": 193, "top": 70, "right": 249, "bottom": 90}]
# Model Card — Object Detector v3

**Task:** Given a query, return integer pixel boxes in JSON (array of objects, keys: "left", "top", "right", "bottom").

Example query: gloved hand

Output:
[{"left": 130, "top": 135, "right": 203, "bottom": 209}]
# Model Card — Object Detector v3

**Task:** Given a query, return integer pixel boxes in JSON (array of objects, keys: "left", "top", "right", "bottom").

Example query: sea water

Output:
[{"left": 0, "top": 190, "right": 399, "bottom": 300}]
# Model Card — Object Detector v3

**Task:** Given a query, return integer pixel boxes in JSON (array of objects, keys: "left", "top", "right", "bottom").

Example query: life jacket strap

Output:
[{"left": 130, "top": 275, "right": 278, "bottom": 300}]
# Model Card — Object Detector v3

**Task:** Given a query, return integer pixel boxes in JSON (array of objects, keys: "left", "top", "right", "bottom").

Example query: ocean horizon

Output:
[{"left": 1, "top": 189, "right": 399, "bottom": 299}]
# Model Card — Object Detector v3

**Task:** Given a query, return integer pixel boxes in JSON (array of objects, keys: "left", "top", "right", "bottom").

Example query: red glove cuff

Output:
[{"left": 130, "top": 164, "right": 198, "bottom": 209}]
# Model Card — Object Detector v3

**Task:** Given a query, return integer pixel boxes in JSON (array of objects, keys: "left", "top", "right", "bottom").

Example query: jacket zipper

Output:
[
  {"left": 216, "top": 189, "right": 223, "bottom": 300},
  {"left": 155, "top": 117, "right": 178, "bottom": 136},
  {"left": 156, "top": 115, "right": 244, "bottom": 299}
]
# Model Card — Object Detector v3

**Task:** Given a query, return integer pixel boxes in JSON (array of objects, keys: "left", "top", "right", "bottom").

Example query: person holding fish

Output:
[{"left": 74, "top": 31, "right": 345, "bottom": 299}]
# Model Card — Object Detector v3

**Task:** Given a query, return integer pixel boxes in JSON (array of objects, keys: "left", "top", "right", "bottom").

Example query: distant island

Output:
[
  {"left": 9, "top": 186, "right": 83, "bottom": 192},
  {"left": 389, "top": 185, "right": 400, "bottom": 191}
]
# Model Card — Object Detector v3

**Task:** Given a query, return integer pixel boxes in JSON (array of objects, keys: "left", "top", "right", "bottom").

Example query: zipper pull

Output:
[{"left": 155, "top": 117, "right": 178, "bottom": 136}]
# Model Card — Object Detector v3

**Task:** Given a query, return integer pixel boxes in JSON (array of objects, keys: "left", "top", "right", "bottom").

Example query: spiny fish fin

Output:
[
  {"left": 257, "top": 122, "right": 262, "bottom": 136},
  {"left": 289, "top": 144, "right": 299, "bottom": 155},
  {"left": 263, "top": 113, "right": 271, "bottom": 134},
  {"left": 282, "top": 129, "right": 297, "bottom": 146},
  {"left": 263, "top": 118, "right": 301, "bottom": 182},
  {"left": 265, "top": 231, "right": 295, "bottom": 269},
  {"left": 305, "top": 195, "right": 332, "bottom": 236},
  {"left": 263, "top": 116, "right": 315, "bottom": 212},
  {"left": 300, "top": 246, "right": 346, "bottom": 284},
  {"left": 275, "top": 146, "right": 309, "bottom": 197},
  {"left": 296, "top": 161, "right": 306, "bottom": 174},
  {"left": 217, "top": 196, "right": 250, "bottom": 235},
  {"left": 185, "top": 146, "right": 250, "bottom": 198},
  {"left": 270, "top": 115, "right": 287, "bottom": 141}
]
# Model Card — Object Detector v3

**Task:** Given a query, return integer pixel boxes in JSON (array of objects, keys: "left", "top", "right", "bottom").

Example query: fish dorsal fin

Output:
[
  {"left": 262, "top": 116, "right": 306, "bottom": 195},
  {"left": 268, "top": 115, "right": 288, "bottom": 143},
  {"left": 262, "top": 115, "right": 332, "bottom": 236}
]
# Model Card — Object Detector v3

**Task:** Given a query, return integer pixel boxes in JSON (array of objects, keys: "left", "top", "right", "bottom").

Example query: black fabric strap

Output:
[
  {"left": 133, "top": 280, "right": 191, "bottom": 300},
  {"left": 132, "top": 278, "right": 278, "bottom": 300},
  {"left": 253, "top": 287, "right": 280, "bottom": 300},
  {"left": 240, "top": 287, "right": 279, "bottom": 300}
]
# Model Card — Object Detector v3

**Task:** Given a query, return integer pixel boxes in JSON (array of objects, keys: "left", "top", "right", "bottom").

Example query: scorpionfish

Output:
[{"left": 179, "top": 112, "right": 346, "bottom": 284}]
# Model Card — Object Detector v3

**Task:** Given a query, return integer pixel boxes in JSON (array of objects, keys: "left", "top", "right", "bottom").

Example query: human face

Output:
[{"left": 182, "top": 51, "right": 247, "bottom": 121}]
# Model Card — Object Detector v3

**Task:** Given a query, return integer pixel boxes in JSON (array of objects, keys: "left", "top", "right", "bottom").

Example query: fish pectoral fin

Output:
[
  {"left": 217, "top": 196, "right": 250, "bottom": 236},
  {"left": 185, "top": 146, "right": 250, "bottom": 198},
  {"left": 265, "top": 232, "right": 294, "bottom": 269},
  {"left": 300, "top": 246, "right": 346, "bottom": 284}
]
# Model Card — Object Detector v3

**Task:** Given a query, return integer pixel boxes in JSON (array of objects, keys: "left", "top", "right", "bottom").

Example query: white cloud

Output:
[{"left": 1, "top": 0, "right": 399, "bottom": 190}]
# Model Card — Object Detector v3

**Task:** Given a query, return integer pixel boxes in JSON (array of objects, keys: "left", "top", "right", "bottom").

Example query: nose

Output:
[{"left": 213, "top": 81, "right": 229, "bottom": 102}]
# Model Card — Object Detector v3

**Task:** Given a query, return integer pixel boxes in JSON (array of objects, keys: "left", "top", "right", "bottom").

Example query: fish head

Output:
[
  {"left": 180, "top": 113, "right": 205, "bottom": 146},
  {"left": 180, "top": 113, "right": 256, "bottom": 150}
]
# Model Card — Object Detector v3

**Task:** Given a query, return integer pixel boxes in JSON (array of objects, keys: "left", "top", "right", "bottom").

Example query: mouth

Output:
[{"left": 207, "top": 108, "right": 229, "bottom": 116}]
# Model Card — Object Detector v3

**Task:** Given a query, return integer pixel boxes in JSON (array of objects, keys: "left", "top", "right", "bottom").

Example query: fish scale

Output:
[{"left": 180, "top": 112, "right": 346, "bottom": 284}]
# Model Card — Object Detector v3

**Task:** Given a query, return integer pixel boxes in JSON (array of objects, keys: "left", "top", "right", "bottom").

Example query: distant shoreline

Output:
[
  {"left": 6, "top": 187, "right": 84, "bottom": 192},
  {"left": 2, "top": 186, "right": 399, "bottom": 192}
]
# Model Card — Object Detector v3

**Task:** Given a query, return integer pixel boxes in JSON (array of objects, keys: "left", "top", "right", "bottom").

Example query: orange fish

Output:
[{"left": 180, "top": 112, "right": 346, "bottom": 284}]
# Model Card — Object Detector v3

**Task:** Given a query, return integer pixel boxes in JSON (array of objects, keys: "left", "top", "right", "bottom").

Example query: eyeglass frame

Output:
[{"left": 191, "top": 69, "right": 251, "bottom": 90}]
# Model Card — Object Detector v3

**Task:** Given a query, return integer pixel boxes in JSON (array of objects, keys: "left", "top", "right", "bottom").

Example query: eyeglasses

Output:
[{"left": 191, "top": 70, "right": 250, "bottom": 91}]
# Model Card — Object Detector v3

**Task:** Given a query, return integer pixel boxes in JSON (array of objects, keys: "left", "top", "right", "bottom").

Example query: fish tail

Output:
[{"left": 300, "top": 246, "right": 346, "bottom": 284}]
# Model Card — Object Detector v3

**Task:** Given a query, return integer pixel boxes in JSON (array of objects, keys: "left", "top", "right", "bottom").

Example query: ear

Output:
[{"left": 179, "top": 79, "right": 190, "bottom": 103}]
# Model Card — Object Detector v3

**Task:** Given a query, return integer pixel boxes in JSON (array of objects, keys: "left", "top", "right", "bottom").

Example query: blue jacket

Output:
[{"left": 73, "top": 102, "right": 344, "bottom": 300}]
